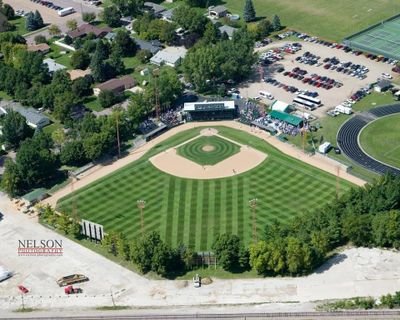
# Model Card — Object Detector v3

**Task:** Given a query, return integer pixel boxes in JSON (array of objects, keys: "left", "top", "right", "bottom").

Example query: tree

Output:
[
  {"left": 1, "top": 159, "right": 21, "bottom": 197},
  {"left": 72, "top": 75, "right": 93, "bottom": 97},
  {"left": 243, "top": 0, "right": 256, "bottom": 22},
  {"left": 34, "top": 34, "right": 47, "bottom": 44},
  {"left": 54, "top": 92, "right": 75, "bottom": 122},
  {"left": 34, "top": 10, "right": 44, "bottom": 27},
  {"left": 25, "top": 12, "right": 36, "bottom": 31},
  {"left": 64, "top": 35, "right": 73, "bottom": 45},
  {"left": 90, "top": 41, "right": 110, "bottom": 82},
  {"left": 172, "top": 5, "right": 208, "bottom": 35},
  {"left": 272, "top": 14, "right": 281, "bottom": 31},
  {"left": 372, "top": 210, "right": 400, "bottom": 248},
  {"left": 60, "top": 140, "right": 88, "bottom": 165},
  {"left": 48, "top": 24, "right": 62, "bottom": 37},
  {"left": 66, "top": 19, "right": 78, "bottom": 31},
  {"left": 342, "top": 213, "right": 372, "bottom": 246},
  {"left": 256, "top": 19, "right": 272, "bottom": 40},
  {"left": 108, "top": 48, "right": 125, "bottom": 76},
  {"left": 82, "top": 12, "right": 96, "bottom": 24},
  {"left": 203, "top": 22, "right": 219, "bottom": 44},
  {"left": 112, "top": 29, "right": 136, "bottom": 57},
  {"left": 99, "top": 90, "right": 119, "bottom": 109},
  {"left": 212, "top": 234, "right": 242, "bottom": 271},
  {"left": 185, "top": 0, "right": 209, "bottom": 7},
  {"left": 1, "top": 3, "right": 15, "bottom": 19},
  {"left": 149, "top": 68, "right": 183, "bottom": 109},
  {"left": 111, "top": 0, "right": 144, "bottom": 17},
  {"left": 103, "top": 6, "right": 121, "bottom": 28},
  {"left": 2, "top": 110, "right": 33, "bottom": 149},
  {"left": 51, "top": 128, "right": 66, "bottom": 149},
  {"left": 70, "top": 49, "right": 90, "bottom": 70},
  {"left": 83, "top": 133, "right": 105, "bottom": 161},
  {"left": 136, "top": 49, "right": 152, "bottom": 63}
]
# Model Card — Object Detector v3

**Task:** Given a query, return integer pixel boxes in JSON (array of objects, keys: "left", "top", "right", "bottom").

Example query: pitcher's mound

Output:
[{"left": 202, "top": 145, "right": 215, "bottom": 152}]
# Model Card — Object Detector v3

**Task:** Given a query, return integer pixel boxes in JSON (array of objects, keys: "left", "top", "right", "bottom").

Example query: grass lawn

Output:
[
  {"left": 83, "top": 96, "right": 103, "bottom": 112},
  {"left": 0, "top": 90, "right": 12, "bottom": 100},
  {"left": 10, "top": 17, "right": 27, "bottom": 35},
  {"left": 359, "top": 114, "right": 400, "bottom": 169},
  {"left": 46, "top": 42, "right": 72, "bottom": 69},
  {"left": 177, "top": 135, "right": 240, "bottom": 165},
  {"left": 352, "top": 92, "right": 395, "bottom": 112},
  {"left": 57, "top": 126, "right": 353, "bottom": 251},
  {"left": 224, "top": 0, "right": 400, "bottom": 42}
]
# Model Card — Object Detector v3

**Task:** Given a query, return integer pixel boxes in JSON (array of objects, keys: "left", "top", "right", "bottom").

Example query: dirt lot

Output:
[
  {"left": 1, "top": 192, "right": 400, "bottom": 313},
  {"left": 239, "top": 41, "right": 394, "bottom": 118}
]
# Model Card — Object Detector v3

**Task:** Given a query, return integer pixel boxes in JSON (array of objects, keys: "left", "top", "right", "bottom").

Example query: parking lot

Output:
[
  {"left": 4, "top": 0, "right": 101, "bottom": 40},
  {"left": 239, "top": 40, "right": 394, "bottom": 118}
]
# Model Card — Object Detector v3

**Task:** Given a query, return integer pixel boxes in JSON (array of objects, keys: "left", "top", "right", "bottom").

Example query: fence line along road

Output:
[{"left": 6, "top": 310, "right": 400, "bottom": 320}]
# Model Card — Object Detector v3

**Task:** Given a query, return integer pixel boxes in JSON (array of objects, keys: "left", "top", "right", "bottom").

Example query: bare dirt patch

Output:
[{"left": 202, "top": 145, "right": 215, "bottom": 152}]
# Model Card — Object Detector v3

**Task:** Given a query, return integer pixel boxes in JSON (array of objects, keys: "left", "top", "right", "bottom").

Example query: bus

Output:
[
  {"left": 57, "top": 7, "right": 75, "bottom": 17},
  {"left": 293, "top": 97, "right": 317, "bottom": 111},
  {"left": 297, "top": 94, "right": 321, "bottom": 105}
]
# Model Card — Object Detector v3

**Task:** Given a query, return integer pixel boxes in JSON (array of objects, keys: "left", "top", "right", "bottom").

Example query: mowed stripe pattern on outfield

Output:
[{"left": 57, "top": 128, "right": 348, "bottom": 250}]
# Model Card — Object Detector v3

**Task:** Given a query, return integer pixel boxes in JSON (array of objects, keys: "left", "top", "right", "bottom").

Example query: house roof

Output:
[
  {"left": 22, "top": 188, "right": 48, "bottom": 203},
  {"left": 67, "top": 24, "right": 112, "bottom": 39},
  {"left": 218, "top": 25, "right": 237, "bottom": 38},
  {"left": 376, "top": 79, "right": 392, "bottom": 88},
  {"left": 144, "top": 2, "right": 166, "bottom": 15},
  {"left": 135, "top": 39, "right": 163, "bottom": 55},
  {"left": 150, "top": 46, "right": 187, "bottom": 66},
  {"left": 269, "top": 110, "right": 303, "bottom": 127},
  {"left": 43, "top": 58, "right": 67, "bottom": 73},
  {"left": 161, "top": 8, "right": 175, "bottom": 20},
  {"left": 209, "top": 5, "right": 227, "bottom": 14},
  {"left": 95, "top": 75, "right": 136, "bottom": 92},
  {"left": 0, "top": 101, "right": 50, "bottom": 127},
  {"left": 27, "top": 43, "right": 51, "bottom": 53}
]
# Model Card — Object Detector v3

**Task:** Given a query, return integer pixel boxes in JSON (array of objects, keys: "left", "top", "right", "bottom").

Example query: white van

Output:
[{"left": 259, "top": 91, "right": 274, "bottom": 100}]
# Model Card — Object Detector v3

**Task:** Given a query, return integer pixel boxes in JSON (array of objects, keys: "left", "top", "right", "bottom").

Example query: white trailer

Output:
[
  {"left": 57, "top": 7, "right": 75, "bottom": 17},
  {"left": 334, "top": 105, "right": 352, "bottom": 115},
  {"left": 318, "top": 142, "right": 331, "bottom": 154}
]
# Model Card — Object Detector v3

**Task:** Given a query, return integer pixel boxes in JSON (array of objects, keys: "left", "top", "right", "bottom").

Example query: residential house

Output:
[
  {"left": 161, "top": 8, "right": 175, "bottom": 22},
  {"left": 135, "top": 39, "right": 163, "bottom": 55},
  {"left": 150, "top": 46, "right": 187, "bottom": 67},
  {"left": 0, "top": 101, "right": 50, "bottom": 129},
  {"left": 218, "top": 25, "right": 238, "bottom": 40},
  {"left": 27, "top": 43, "right": 51, "bottom": 54},
  {"left": 144, "top": 2, "right": 166, "bottom": 17},
  {"left": 66, "top": 24, "right": 112, "bottom": 40},
  {"left": 93, "top": 75, "right": 136, "bottom": 96},
  {"left": 208, "top": 5, "right": 228, "bottom": 18},
  {"left": 375, "top": 79, "right": 392, "bottom": 92},
  {"left": 0, "top": 12, "right": 8, "bottom": 33},
  {"left": 43, "top": 58, "right": 67, "bottom": 73}
]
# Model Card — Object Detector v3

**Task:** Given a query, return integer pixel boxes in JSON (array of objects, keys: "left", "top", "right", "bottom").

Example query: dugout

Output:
[
  {"left": 183, "top": 101, "right": 237, "bottom": 121},
  {"left": 269, "top": 110, "right": 303, "bottom": 127}
]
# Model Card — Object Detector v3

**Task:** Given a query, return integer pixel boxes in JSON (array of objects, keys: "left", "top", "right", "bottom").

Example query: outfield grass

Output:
[
  {"left": 224, "top": 0, "right": 400, "bottom": 41},
  {"left": 177, "top": 135, "right": 240, "bottom": 165},
  {"left": 57, "top": 126, "right": 353, "bottom": 250},
  {"left": 359, "top": 114, "right": 400, "bottom": 169}
]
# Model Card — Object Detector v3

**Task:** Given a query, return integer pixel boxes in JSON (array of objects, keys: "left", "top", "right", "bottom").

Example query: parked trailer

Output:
[
  {"left": 334, "top": 104, "right": 353, "bottom": 115},
  {"left": 57, "top": 7, "right": 75, "bottom": 17}
]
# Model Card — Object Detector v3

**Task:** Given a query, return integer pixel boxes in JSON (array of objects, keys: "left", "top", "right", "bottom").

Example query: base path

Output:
[
  {"left": 44, "top": 121, "right": 366, "bottom": 207},
  {"left": 150, "top": 128, "right": 267, "bottom": 179}
]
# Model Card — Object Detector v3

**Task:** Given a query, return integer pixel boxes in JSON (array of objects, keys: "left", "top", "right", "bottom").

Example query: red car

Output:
[{"left": 18, "top": 285, "right": 29, "bottom": 294}]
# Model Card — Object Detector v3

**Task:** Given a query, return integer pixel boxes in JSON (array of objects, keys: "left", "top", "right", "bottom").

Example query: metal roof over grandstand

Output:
[
  {"left": 269, "top": 110, "right": 303, "bottom": 127},
  {"left": 184, "top": 101, "right": 235, "bottom": 112}
]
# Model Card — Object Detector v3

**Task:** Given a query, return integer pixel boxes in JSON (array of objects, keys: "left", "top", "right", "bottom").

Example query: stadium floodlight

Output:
[
  {"left": 137, "top": 200, "right": 146, "bottom": 236},
  {"left": 249, "top": 198, "right": 258, "bottom": 243}
]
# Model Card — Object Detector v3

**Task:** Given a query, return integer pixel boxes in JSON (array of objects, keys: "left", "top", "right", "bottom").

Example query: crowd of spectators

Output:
[
  {"left": 159, "top": 108, "right": 184, "bottom": 127},
  {"left": 139, "top": 119, "right": 158, "bottom": 135},
  {"left": 238, "top": 100, "right": 265, "bottom": 124},
  {"left": 253, "top": 114, "right": 302, "bottom": 136}
]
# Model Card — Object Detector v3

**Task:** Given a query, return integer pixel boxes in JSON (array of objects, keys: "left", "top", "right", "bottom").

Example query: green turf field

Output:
[
  {"left": 224, "top": 0, "right": 400, "bottom": 42},
  {"left": 57, "top": 126, "right": 353, "bottom": 250},
  {"left": 360, "top": 114, "right": 400, "bottom": 169},
  {"left": 177, "top": 135, "right": 240, "bottom": 165}
]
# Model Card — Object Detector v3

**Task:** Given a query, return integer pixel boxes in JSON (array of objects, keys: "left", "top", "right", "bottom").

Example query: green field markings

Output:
[
  {"left": 360, "top": 114, "right": 400, "bottom": 169},
  {"left": 57, "top": 126, "right": 354, "bottom": 250},
  {"left": 177, "top": 135, "right": 240, "bottom": 165}
]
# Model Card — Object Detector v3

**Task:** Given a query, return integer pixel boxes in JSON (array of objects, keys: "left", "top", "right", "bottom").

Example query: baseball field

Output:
[
  {"left": 359, "top": 114, "right": 400, "bottom": 169},
  {"left": 57, "top": 126, "right": 353, "bottom": 250}
]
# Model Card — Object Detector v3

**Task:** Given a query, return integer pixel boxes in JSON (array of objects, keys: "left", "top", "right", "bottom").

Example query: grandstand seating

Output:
[{"left": 337, "top": 104, "right": 400, "bottom": 176}]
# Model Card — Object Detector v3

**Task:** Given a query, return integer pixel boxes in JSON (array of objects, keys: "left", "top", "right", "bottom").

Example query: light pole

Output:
[
  {"left": 249, "top": 198, "right": 258, "bottom": 243},
  {"left": 137, "top": 200, "right": 146, "bottom": 236}
]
